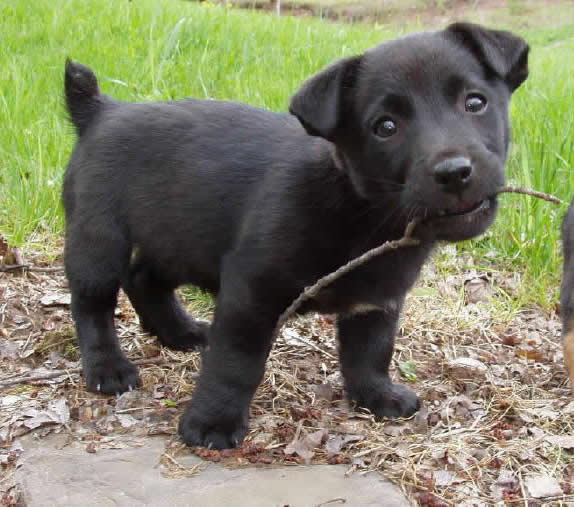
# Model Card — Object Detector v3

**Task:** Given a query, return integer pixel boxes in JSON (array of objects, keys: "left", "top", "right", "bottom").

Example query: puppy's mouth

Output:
[
  {"left": 420, "top": 196, "right": 497, "bottom": 242},
  {"left": 434, "top": 198, "right": 491, "bottom": 218}
]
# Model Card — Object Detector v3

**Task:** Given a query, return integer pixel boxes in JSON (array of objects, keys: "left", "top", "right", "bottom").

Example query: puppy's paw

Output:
[
  {"left": 178, "top": 402, "right": 248, "bottom": 449},
  {"left": 83, "top": 355, "right": 141, "bottom": 395},
  {"left": 154, "top": 319, "right": 209, "bottom": 352},
  {"left": 348, "top": 378, "right": 420, "bottom": 419}
]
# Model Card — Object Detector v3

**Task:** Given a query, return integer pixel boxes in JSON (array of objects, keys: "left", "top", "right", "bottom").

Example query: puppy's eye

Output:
[
  {"left": 465, "top": 93, "right": 487, "bottom": 113},
  {"left": 373, "top": 118, "right": 397, "bottom": 138}
]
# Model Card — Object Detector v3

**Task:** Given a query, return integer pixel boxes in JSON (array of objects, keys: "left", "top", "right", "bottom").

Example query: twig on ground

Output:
[
  {"left": 0, "top": 357, "right": 168, "bottom": 391},
  {"left": 497, "top": 185, "right": 563, "bottom": 204},
  {"left": 0, "top": 264, "right": 65, "bottom": 273}
]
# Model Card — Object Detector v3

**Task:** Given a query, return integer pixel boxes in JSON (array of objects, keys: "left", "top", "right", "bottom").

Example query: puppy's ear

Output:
[
  {"left": 289, "top": 55, "right": 362, "bottom": 140},
  {"left": 445, "top": 22, "right": 529, "bottom": 91}
]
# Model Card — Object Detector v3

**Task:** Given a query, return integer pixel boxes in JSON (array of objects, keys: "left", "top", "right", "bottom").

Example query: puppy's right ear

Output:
[{"left": 289, "top": 56, "right": 362, "bottom": 141}]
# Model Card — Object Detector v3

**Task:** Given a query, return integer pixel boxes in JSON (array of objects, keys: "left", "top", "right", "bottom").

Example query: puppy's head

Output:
[{"left": 290, "top": 23, "right": 529, "bottom": 241}]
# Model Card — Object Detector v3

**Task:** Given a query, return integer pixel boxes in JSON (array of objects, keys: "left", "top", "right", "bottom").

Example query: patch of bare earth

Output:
[
  {"left": 1, "top": 241, "right": 573, "bottom": 505},
  {"left": 230, "top": 0, "right": 574, "bottom": 30}
]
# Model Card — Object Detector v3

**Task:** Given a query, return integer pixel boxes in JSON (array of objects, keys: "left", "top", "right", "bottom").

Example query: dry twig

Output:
[
  {"left": 497, "top": 185, "right": 563, "bottom": 204},
  {"left": 0, "top": 264, "right": 64, "bottom": 273},
  {"left": 0, "top": 357, "right": 167, "bottom": 391}
]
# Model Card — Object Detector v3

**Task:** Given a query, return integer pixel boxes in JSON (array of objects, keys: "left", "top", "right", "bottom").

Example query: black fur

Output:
[{"left": 62, "top": 23, "right": 528, "bottom": 449}]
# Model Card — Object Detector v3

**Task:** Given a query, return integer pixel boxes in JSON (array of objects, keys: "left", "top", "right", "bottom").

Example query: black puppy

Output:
[
  {"left": 561, "top": 202, "right": 574, "bottom": 392},
  {"left": 63, "top": 23, "right": 528, "bottom": 449}
]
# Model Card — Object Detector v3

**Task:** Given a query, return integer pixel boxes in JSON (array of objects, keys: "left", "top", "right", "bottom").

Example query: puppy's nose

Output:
[{"left": 433, "top": 157, "right": 473, "bottom": 193}]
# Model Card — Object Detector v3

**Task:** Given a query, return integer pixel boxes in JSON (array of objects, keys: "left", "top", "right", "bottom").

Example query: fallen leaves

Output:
[
  {"left": 447, "top": 357, "right": 488, "bottom": 381},
  {"left": 326, "top": 433, "right": 363, "bottom": 455},
  {"left": 39, "top": 293, "right": 71, "bottom": 307},
  {"left": 1, "top": 247, "right": 573, "bottom": 505},
  {"left": 12, "top": 399, "right": 70, "bottom": 436},
  {"left": 545, "top": 434, "right": 574, "bottom": 450},
  {"left": 284, "top": 426, "right": 328, "bottom": 464},
  {"left": 464, "top": 275, "right": 491, "bottom": 304}
]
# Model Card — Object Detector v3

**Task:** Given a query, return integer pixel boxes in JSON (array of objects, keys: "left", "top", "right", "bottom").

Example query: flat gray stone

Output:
[{"left": 16, "top": 435, "right": 409, "bottom": 506}]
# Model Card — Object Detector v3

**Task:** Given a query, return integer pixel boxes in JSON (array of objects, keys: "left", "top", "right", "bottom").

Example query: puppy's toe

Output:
[
  {"left": 375, "top": 383, "right": 421, "bottom": 419},
  {"left": 84, "top": 356, "right": 141, "bottom": 395},
  {"left": 349, "top": 379, "right": 420, "bottom": 420},
  {"left": 156, "top": 320, "right": 209, "bottom": 352},
  {"left": 178, "top": 402, "right": 248, "bottom": 450}
]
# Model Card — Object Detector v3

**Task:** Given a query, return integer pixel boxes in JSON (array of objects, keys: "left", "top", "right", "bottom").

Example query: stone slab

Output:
[{"left": 16, "top": 435, "right": 409, "bottom": 506}]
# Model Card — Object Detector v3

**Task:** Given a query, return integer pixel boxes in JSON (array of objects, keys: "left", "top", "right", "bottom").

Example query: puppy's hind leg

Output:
[
  {"left": 66, "top": 226, "right": 140, "bottom": 395},
  {"left": 122, "top": 255, "right": 208, "bottom": 351}
]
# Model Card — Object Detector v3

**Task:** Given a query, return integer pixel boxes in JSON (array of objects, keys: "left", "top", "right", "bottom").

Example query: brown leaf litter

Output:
[{"left": 1, "top": 240, "right": 574, "bottom": 505}]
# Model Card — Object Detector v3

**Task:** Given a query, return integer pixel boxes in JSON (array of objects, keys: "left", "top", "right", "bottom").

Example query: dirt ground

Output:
[
  {"left": 232, "top": 0, "right": 574, "bottom": 30},
  {"left": 1, "top": 241, "right": 573, "bottom": 505}
]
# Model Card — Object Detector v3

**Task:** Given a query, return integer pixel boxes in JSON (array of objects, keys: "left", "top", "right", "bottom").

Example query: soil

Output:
[{"left": 226, "top": 0, "right": 574, "bottom": 29}]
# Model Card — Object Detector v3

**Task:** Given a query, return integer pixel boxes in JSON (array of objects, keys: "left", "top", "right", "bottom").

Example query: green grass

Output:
[
  {"left": 0, "top": 0, "right": 395, "bottom": 244},
  {"left": 1, "top": 0, "right": 574, "bottom": 307}
]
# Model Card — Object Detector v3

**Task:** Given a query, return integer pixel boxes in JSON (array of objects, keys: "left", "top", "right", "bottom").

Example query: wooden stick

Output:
[
  {"left": 0, "top": 264, "right": 64, "bottom": 273},
  {"left": 0, "top": 357, "right": 167, "bottom": 391},
  {"left": 497, "top": 185, "right": 563, "bottom": 205}
]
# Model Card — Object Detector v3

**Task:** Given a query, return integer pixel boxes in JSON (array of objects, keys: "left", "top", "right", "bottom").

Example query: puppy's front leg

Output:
[
  {"left": 179, "top": 267, "right": 285, "bottom": 449},
  {"left": 338, "top": 302, "right": 420, "bottom": 419}
]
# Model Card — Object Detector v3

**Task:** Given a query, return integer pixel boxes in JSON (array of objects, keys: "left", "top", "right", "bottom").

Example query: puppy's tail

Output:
[{"left": 64, "top": 59, "right": 103, "bottom": 136}]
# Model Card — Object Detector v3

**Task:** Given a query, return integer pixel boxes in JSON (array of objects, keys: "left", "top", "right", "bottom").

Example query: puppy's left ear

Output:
[
  {"left": 289, "top": 55, "right": 362, "bottom": 141},
  {"left": 445, "top": 22, "right": 529, "bottom": 91}
]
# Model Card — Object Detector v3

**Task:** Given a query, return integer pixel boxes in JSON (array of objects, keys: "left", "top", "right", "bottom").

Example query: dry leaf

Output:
[
  {"left": 311, "top": 383, "right": 335, "bottom": 402},
  {"left": 116, "top": 390, "right": 150, "bottom": 411},
  {"left": 448, "top": 357, "right": 487, "bottom": 380},
  {"left": 464, "top": 276, "right": 490, "bottom": 304},
  {"left": 0, "top": 340, "right": 19, "bottom": 359},
  {"left": 433, "top": 470, "right": 456, "bottom": 487},
  {"left": 284, "top": 429, "right": 327, "bottom": 464},
  {"left": 525, "top": 474, "right": 563, "bottom": 498},
  {"left": 282, "top": 327, "right": 305, "bottom": 346},
  {"left": 40, "top": 293, "right": 71, "bottom": 307},
  {"left": 545, "top": 435, "right": 574, "bottom": 450},
  {"left": 515, "top": 348, "right": 545, "bottom": 362},
  {"left": 563, "top": 400, "right": 574, "bottom": 415},
  {"left": 524, "top": 408, "right": 559, "bottom": 421},
  {"left": 326, "top": 434, "right": 363, "bottom": 455},
  {"left": 496, "top": 470, "right": 517, "bottom": 487},
  {"left": 20, "top": 399, "right": 70, "bottom": 431}
]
